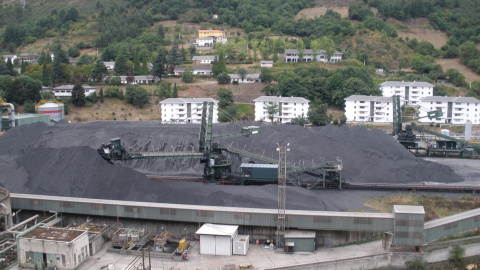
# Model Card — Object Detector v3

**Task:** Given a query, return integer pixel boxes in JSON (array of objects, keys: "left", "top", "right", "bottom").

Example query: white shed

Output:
[{"left": 196, "top": 223, "right": 238, "bottom": 256}]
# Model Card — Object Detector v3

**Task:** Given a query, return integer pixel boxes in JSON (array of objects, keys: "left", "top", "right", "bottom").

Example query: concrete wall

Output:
[{"left": 261, "top": 253, "right": 422, "bottom": 270}]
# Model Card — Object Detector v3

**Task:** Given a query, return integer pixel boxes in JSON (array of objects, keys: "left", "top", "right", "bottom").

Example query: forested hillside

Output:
[{"left": 2, "top": 0, "right": 480, "bottom": 124}]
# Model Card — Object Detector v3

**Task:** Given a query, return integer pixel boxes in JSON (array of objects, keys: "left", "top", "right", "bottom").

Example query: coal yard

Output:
[{"left": 0, "top": 120, "right": 468, "bottom": 211}]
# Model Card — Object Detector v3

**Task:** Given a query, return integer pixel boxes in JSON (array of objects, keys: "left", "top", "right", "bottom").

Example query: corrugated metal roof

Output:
[
  {"left": 253, "top": 96, "right": 309, "bottom": 103},
  {"left": 196, "top": 223, "right": 238, "bottom": 236},
  {"left": 380, "top": 81, "right": 434, "bottom": 87},
  {"left": 393, "top": 205, "right": 425, "bottom": 214},
  {"left": 424, "top": 207, "right": 480, "bottom": 229},
  {"left": 240, "top": 163, "right": 278, "bottom": 168},
  {"left": 192, "top": 56, "right": 216, "bottom": 60},
  {"left": 160, "top": 98, "right": 218, "bottom": 104},
  {"left": 420, "top": 96, "right": 480, "bottom": 103},
  {"left": 284, "top": 230, "right": 316, "bottom": 239}
]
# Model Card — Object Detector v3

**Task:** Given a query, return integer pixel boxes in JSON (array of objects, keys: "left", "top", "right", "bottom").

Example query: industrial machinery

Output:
[
  {"left": 98, "top": 102, "right": 260, "bottom": 181},
  {"left": 0, "top": 91, "right": 15, "bottom": 132},
  {"left": 98, "top": 102, "right": 343, "bottom": 188},
  {"left": 392, "top": 95, "right": 480, "bottom": 157}
]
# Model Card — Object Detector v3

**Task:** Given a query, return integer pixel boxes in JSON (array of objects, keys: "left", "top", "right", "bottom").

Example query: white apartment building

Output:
[
  {"left": 253, "top": 96, "right": 309, "bottom": 123},
  {"left": 160, "top": 98, "right": 219, "bottom": 124},
  {"left": 380, "top": 81, "right": 433, "bottom": 105},
  {"left": 419, "top": 96, "right": 480, "bottom": 124},
  {"left": 344, "top": 95, "right": 397, "bottom": 123}
]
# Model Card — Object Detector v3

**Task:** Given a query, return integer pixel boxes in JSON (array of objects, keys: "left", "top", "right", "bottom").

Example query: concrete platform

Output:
[{"left": 73, "top": 239, "right": 389, "bottom": 270}]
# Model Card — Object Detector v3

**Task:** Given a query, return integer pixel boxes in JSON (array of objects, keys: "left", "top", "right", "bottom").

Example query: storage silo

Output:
[{"left": 37, "top": 102, "right": 64, "bottom": 123}]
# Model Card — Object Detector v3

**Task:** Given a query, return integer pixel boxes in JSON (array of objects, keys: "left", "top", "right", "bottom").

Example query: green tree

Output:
[
  {"left": 152, "top": 48, "right": 167, "bottom": 80},
  {"left": 217, "top": 73, "right": 231, "bottom": 84},
  {"left": 182, "top": 67, "right": 194, "bottom": 83},
  {"left": 218, "top": 51, "right": 227, "bottom": 73},
  {"left": 458, "top": 41, "right": 477, "bottom": 64},
  {"left": 264, "top": 102, "right": 279, "bottom": 123},
  {"left": 125, "top": 85, "right": 150, "bottom": 108},
  {"left": 449, "top": 245, "right": 465, "bottom": 267},
  {"left": 99, "top": 87, "right": 104, "bottom": 103},
  {"left": 6, "top": 78, "right": 26, "bottom": 105},
  {"left": 72, "top": 82, "right": 86, "bottom": 107},
  {"left": 41, "top": 64, "right": 51, "bottom": 86},
  {"left": 260, "top": 67, "right": 273, "bottom": 84},
  {"left": 91, "top": 60, "right": 107, "bottom": 82},
  {"left": 52, "top": 57, "right": 66, "bottom": 85},
  {"left": 296, "top": 39, "right": 305, "bottom": 62},
  {"left": 172, "top": 83, "right": 178, "bottom": 98},
  {"left": 291, "top": 114, "right": 309, "bottom": 126},
  {"left": 405, "top": 259, "right": 427, "bottom": 270},
  {"left": 308, "top": 104, "right": 332, "bottom": 126},
  {"left": 111, "top": 76, "right": 121, "bottom": 86},
  {"left": 114, "top": 46, "right": 130, "bottom": 75},
  {"left": 238, "top": 68, "right": 247, "bottom": 81},
  {"left": 6, "top": 58, "right": 14, "bottom": 76},
  {"left": 167, "top": 41, "right": 180, "bottom": 66},
  {"left": 217, "top": 87, "right": 234, "bottom": 108},
  {"left": 133, "top": 51, "right": 142, "bottom": 75},
  {"left": 24, "top": 100, "right": 36, "bottom": 113},
  {"left": 218, "top": 104, "right": 239, "bottom": 122}
]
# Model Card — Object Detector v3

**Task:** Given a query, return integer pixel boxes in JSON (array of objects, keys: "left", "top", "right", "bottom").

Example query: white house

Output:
[
  {"left": 18, "top": 226, "right": 90, "bottom": 270},
  {"left": 344, "top": 95, "right": 397, "bottom": 123},
  {"left": 103, "top": 62, "right": 115, "bottom": 71},
  {"left": 260, "top": 60, "right": 273, "bottom": 68},
  {"left": 52, "top": 85, "right": 96, "bottom": 99},
  {"left": 196, "top": 223, "right": 238, "bottom": 256},
  {"left": 2, "top": 54, "right": 17, "bottom": 63},
  {"left": 192, "top": 55, "right": 216, "bottom": 64},
  {"left": 284, "top": 49, "right": 343, "bottom": 63},
  {"left": 380, "top": 81, "right": 434, "bottom": 105},
  {"left": 196, "top": 37, "right": 214, "bottom": 47},
  {"left": 419, "top": 96, "right": 480, "bottom": 124},
  {"left": 160, "top": 98, "right": 219, "bottom": 124},
  {"left": 253, "top": 96, "right": 309, "bottom": 123},
  {"left": 119, "top": 75, "right": 155, "bottom": 84},
  {"left": 229, "top": 74, "right": 260, "bottom": 83}
]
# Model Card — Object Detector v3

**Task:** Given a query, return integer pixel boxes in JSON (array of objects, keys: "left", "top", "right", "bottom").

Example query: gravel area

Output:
[{"left": 0, "top": 121, "right": 463, "bottom": 211}]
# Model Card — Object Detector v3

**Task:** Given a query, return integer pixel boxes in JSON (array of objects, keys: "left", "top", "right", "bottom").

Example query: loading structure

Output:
[
  {"left": 392, "top": 95, "right": 480, "bottom": 157},
  {"left": 98, "top": 102, "right": 260, "bottom": 182},
  {"left": 98, "top": 102, "right": 343, "bottom": 187},
  {"left": 0, "top": 91, "right": 15, "bottom": 133}
]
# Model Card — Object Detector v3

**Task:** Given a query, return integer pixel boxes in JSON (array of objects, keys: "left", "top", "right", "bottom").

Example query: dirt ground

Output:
[
  {"left": 436, "top": 58, "right": 480, "bottom": 84},
  {"left": 64, "top": 77, "right": 265, "bottom": 123},
  {"left": 296, "top": 6, "right": 350, "bottom": 19},
  {"left": 396, "top": 18, "right": 449, "bottom": 49}
]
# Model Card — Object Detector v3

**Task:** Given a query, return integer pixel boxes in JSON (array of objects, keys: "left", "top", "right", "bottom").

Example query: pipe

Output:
[
  {"left": 6, "top": 214, "right": 39, "bottom": 234},
  {"left": 6, "top": 103, "right": 15, "bottom": 128}
]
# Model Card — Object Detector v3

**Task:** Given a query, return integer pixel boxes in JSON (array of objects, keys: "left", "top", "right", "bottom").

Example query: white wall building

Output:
[
  {"left": 192, "top": 55, "right": 216, "bottom": 64},
  {"left": 284, "top": 49, "right": 343, "bottom": 63},
  {"left": 253, "top": 96, "right": 309, "bottom": 123},
  {"left": 18, "top": 227, "right": 90, "bottom": 270},
  {"left": 228, "top": 74, "right": 260, "bottom": 83},
  {"left": 344, "top": 95, "right": 397, "bottom": 123},
  {"left": 52, "top": 85, "right": 96, "bottom": 99},
  {"left": 196, "top": 223, "right": 239, "bottom": 256},
  {"left": 419, "top": 96, "right": 480, "bottom": 124},
  {"left": 160, "top": 98, "right": 219, "bottom": 124},
  {"left": 380, "top": 81, "right": 434, "bottom": 105}
]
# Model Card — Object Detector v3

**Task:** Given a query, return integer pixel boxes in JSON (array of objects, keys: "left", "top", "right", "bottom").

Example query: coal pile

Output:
[{"left": 0, "top": 121, "right": 462, "bottom": 211}]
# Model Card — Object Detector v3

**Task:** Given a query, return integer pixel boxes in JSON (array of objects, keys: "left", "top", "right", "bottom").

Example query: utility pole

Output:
[{"left": 276, "top": 143, "right": 289, "bottom": 251}]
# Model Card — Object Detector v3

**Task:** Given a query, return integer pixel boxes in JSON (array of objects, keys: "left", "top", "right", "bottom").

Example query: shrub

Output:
[
  {"left": 406, "top": 258, "right": 427, "bottom": 270},
  {"left": 449, "top": 245, "right": 465, "bottom": 267}
]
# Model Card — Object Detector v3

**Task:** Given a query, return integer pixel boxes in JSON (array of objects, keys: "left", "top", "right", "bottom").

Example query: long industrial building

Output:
[{"left": 10, "top": 193, "right": 480, "bottom": 249}]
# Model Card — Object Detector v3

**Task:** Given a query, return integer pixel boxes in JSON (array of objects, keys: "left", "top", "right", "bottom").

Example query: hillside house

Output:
[
  {"left": 2, "top": 55, "right": 17, "bottom": 63},
  {"left": 253, "top": 96, "right": 309, "bottom": 123},
  {"left": 52, "top": 85, "right": 96, "bottom": 99},
  {"left": 174, "top": 66, "right": 212, "bottom": 76},
  {"left": 284, "top": 49, "right": 343, "bottom": 63},
  {"left": 160, "top": 98, "right": 219, "bottom": 123},
  {"left": 198, "top": 29, "right": 225, "bottom": 38},
  {"left": 260, "top": 61, "right": 273, "bottom": 68},
  {"left": 229, "top": 74, "right": 261, "bottom": 83},
  {"left": 192, "top": 56, "right": 216, "bottom": 64},
  {"left": 380, "top": 81, "right": 433, "bottom": 105},
  {"left": 119, "top": 75, "right": 155, "bottom": 84},
  {"left": 103, "top": 62, "right": 115, "bottom": 71}
]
